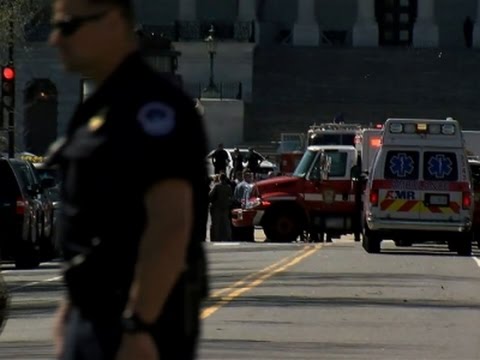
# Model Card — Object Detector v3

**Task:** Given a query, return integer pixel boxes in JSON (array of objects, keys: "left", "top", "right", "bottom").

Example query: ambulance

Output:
[{"left": 363, "top": 118, "right": 474, "bottom": 255}]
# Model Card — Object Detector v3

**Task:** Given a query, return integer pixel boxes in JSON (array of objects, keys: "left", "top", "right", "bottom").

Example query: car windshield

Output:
[
  {"left": 35, "top": 167, "right": 60, "bottom": 183},
  {"left": 11, "top": 162, "right": 36, "bottom": 191},
  {"left": 34, "top": 166, "right": 62, "bottom": 201}
]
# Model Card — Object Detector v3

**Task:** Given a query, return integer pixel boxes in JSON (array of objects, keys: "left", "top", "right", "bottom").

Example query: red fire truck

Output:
[
  {"left": 232, "top": 144, "right": 364, "bottom": 242},
  {"left": 278, "top": 122, "right": 366, "bottom": 175}
]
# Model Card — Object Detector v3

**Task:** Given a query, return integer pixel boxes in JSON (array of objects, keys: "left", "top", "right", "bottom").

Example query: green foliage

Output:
[{"left": 0, "top": 0, "right": 44, "bottom": 59}]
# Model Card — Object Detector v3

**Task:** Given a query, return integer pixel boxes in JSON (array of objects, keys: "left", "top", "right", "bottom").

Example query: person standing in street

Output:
[
  {"left": 210, "top": 143, "right": 230, "bottom": 175},
  {"left": 208, "top": 173, "right": 233, "bottom": 242},
  {"left": 48, "top": 0, "right": 209, "bottom": 359},
  {"left": 232, "top": 170, "right": 255, "bottom": 242},
  {"left": 245, "top": 147, "right": 263, "bottom": 178},
  {"left": 230, "top": 147, "right": 244, "bottom": 179}
]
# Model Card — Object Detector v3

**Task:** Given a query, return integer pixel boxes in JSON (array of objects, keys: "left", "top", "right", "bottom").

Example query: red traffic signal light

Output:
[{"left": 2, "top": 66, "right": 15, "bottom": 81}]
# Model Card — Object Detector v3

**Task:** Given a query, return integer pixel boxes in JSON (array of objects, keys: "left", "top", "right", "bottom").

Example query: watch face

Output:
[{"left": 121, "top": 313, "right": 153, "bottom": 333}]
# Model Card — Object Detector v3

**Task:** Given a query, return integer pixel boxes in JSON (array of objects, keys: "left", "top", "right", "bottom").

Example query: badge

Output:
[
  {"left": 323, "top": 189, "right": 335, "bottom": 204},
  {"left": 137, "top": 102, "right": 176, "bottom": 137},
  {"left": 88, "top": 115, "right": 105, "bottom": 132}
]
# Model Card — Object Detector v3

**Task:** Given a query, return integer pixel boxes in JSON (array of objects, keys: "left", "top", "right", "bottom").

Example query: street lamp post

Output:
[{"left": 204, "top": 25, "right": 219, "bottom": 95}]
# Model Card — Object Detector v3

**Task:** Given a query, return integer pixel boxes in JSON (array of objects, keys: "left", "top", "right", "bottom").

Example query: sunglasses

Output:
[{"left": 52, "top": 11, "right": 108, "bottom": 37}]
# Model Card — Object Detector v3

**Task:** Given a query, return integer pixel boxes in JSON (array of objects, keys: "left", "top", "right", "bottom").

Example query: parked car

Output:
[
  {"left": 0, "top": 158, "right": 56, "bottom": 268},
  {"left": 206, "top": 147, "right": 278, "bottom": 179},
  {"left": 32, "top": 163, "right": 61, "bottom": 256}
]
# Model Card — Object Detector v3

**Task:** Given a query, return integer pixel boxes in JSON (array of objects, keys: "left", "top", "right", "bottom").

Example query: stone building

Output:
[{"left": 9, "top": 0, "right": 480, "bottom": 152}]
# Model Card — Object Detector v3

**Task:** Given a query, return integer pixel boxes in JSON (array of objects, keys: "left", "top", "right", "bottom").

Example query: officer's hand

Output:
[
  {"left": 116, "top": 333, "right": 159, "bottom": 360},
  {"left": 53, "top": 300, "right": 70, "bottom": 359}
]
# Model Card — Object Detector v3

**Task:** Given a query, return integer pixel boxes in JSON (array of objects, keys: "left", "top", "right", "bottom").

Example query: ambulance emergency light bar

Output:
[{"left": 388, "top": 122, "right": 456, "bottom": 135}]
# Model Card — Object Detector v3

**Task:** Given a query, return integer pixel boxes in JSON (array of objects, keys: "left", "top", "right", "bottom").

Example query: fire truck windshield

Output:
[
  {"left": 293, "top": 149, "right": 317, "bottom": 177},
  {"left": 309, "top": 133, "right": 356, "bottom": 146}
]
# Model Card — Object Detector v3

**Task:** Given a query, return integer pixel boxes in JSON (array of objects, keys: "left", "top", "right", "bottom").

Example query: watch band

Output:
[{"left": 121, "top": 312, "right": 155, "bottom": 334}]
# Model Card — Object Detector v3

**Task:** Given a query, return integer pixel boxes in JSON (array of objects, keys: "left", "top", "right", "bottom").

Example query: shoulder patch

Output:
[
  {"left": 88, "top": 115, "right": 105, "bottom": 132},
  {"left": 87, "top": 107, "right": 108, "bottom": 132},
  {"left": 137, "top": 102, "right": 176, "bottom": 137}
]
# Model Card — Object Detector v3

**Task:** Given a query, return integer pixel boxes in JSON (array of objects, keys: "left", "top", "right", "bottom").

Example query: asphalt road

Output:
[{"left": 1, "top": 237, "right": 480, "bottom": 359}]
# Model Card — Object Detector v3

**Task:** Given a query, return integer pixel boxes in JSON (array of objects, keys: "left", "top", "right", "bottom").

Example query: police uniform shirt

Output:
[{"left": 55, "top": 51, "right": 209, "bottom": 315}]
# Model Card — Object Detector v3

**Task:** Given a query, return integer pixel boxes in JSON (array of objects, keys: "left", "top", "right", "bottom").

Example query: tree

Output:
[{"left": 0, "top": 0, "right": 45, "bottom": 63}]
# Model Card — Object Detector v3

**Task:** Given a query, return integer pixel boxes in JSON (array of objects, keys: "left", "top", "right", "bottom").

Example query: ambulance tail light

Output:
[
  {"left": 370, "top": 136, "right": 382, "bottom": 148},
  {"left": 369, "top": 189, "right": 379, "bottom": 207},
  {"left": 462, "top": 192, "right": 472, "bottom": 209}
]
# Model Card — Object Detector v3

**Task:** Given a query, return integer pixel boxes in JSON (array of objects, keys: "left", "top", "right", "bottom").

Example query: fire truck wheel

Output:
[
  {"left": 447, "top": 240, "right": 458, "bottom": 252},
  {"left": 456, "top": 233, "right": 472, "bottom": 256},
  {"left": 263, "top": 208, "right": 304, "bottom": 243},
  {"left": 474, "top": 231, "right": 480, "bottom": 249},
  {"left": 394, "top": 239, "right": 412, "bottom": 247},
  {"left": 354, "top": 232, "right": 361, "bottom": 242},
  {"left": 362, "top": 230, "right": 381, "bottom": 253}
]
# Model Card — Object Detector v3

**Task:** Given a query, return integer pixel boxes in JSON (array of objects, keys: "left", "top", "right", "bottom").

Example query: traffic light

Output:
[{"left": 1, "top": 65, "right": 15, "bottom": 111}]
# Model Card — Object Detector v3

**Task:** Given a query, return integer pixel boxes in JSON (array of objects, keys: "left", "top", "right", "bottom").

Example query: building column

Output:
[
  {"left": 473, "top": 0, "right": 480, "bottom": 47},
  {"left": 235, "top": 0, "right": 258, "bottom": 42},
  {"left": 179, "top": 0, "right": 196, "bottom": 21},
  {"left": 413, "top": 0, "right": 439, "bottom": 47},
  {"left": 352, "top": 0, "right": 378, "bottom": 47},
  {"left": 178, "top": 0, "right": 199, "bottom": 40},
  {"left": 293, "top": 0, "right": 319, "bottom": 46}
]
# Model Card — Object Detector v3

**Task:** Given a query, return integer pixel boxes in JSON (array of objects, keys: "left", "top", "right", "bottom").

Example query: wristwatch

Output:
[{"left": 121, "top": 311, "right": 155, "bottom": 334}]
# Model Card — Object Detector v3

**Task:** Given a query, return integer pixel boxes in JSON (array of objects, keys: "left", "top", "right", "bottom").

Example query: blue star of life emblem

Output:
[
  {"left": 427, "top": 154, "right": 453, "bottom": 179},
  {"left": 389, "top": 153, "right": 414, "bottom": 178}
]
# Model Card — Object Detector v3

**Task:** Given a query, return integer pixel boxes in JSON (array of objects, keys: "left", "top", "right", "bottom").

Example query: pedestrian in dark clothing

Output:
[
  {"left": 245, "top": 147, "right": 263, "bottom": 178},
  {"left": 209, "top": 173, "right": 233, "bottom": 242},
  {"left": 210, "top": 143, "right": 230, "bottom": 175},
  {"left": 464, "top": 16, "right": 474, "bottom": 48},
  {"left": 48, "top": 0, "right": 209, "bottom": 359},
  {"left": 231, "top": 147, "right": 244, "bottom": 179}
]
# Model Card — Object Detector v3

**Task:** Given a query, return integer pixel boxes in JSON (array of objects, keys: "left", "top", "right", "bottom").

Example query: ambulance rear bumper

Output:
[{"left": 366, "top": 217, "right": 472, "bottom": 232}]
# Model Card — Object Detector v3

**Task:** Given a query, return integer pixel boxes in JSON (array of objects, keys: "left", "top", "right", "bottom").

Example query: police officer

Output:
[{"left": 48, "top": 0, "right": 209, "bottom": 359}]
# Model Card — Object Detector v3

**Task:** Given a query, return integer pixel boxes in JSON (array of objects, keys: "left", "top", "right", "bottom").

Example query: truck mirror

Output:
[
  {"left": 351, "top": 165, "right": 360, "bottom": 179},
  {"left": 319, "top": 153, "right": 331, "bottom": 181}
]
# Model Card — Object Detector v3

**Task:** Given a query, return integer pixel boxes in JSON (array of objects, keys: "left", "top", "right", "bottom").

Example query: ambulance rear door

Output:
[
  {"left": 419, "top": 149, "right": 465, "bottom": 222},
  {"left": 377, "top": 148, "right": 421, "bottom": 221}
]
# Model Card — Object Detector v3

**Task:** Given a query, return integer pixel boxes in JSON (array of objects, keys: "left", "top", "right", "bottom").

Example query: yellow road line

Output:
[
  {"left": 201, "top": 245, "right": 320, "bottom": 319},
  {"left": 209, "top": 251, "right": 299, "bottom": 299}
]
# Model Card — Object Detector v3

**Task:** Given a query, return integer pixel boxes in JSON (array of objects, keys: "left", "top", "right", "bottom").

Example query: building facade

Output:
[{"left": 9, "top": 0, "right": 480, "bottom": 152}]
